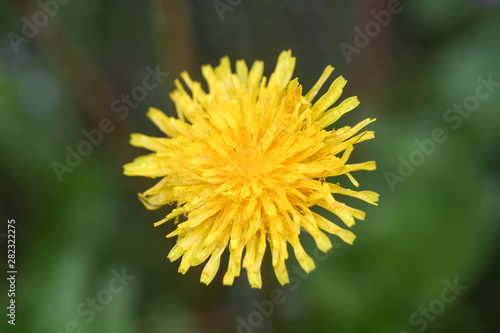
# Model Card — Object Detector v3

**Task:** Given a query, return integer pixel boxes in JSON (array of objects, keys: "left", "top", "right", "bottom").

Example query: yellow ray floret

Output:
[{"left": 124, "top": 50, "right": 378, "bottom": 288}]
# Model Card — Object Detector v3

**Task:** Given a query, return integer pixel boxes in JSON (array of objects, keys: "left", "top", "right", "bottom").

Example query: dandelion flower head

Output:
[{"left": 124, "top": 50, "right": 378, "bottom": 288}]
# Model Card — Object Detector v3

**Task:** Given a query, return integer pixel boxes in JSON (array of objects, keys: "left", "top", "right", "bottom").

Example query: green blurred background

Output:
[{"left": 1, "top": 0, "right": 500, "bottom": 332}]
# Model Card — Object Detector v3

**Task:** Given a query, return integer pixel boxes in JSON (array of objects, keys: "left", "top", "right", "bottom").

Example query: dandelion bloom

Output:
[{"left": 124, "top": 50, "right": 378, "bottom": 288}]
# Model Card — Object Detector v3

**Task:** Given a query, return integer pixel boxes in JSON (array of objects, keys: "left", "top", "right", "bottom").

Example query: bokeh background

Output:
[{"left": 1, "top": 0, "right": 500, "bottom": 332}]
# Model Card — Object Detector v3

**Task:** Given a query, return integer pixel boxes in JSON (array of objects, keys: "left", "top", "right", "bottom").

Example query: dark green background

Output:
[{"left": 1, "top": 1, "right": 499, "bottom": 332}]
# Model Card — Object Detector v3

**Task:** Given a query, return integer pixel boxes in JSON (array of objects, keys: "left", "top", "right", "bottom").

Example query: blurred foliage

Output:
[{"left": 1, "top": 0, "right": 499, "bottom": 333}]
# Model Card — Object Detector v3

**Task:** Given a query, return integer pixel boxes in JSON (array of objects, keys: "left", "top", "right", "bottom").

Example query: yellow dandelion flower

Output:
[{"left": 124, "top": 50, "right": 378, "bottom": 288}]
